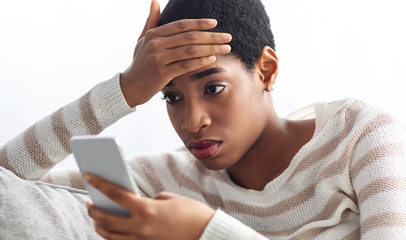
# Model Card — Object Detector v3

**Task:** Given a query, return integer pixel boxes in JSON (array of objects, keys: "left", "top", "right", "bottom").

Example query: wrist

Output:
[
  {"left": 196, "top": 206, "right": 216, "bottom": 240},
  {"left": 119, "top": 71, "right": 140, "bottom": 108}
]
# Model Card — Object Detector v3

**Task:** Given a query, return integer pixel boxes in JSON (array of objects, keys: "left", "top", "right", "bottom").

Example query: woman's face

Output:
[{"left": 161, "top": 57, "right": 270, "bottom": 170}]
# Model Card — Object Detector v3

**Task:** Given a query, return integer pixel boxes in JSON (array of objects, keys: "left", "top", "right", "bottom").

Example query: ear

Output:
[{"left": 256, "top": 46, "right": 278, "bottom": 91}]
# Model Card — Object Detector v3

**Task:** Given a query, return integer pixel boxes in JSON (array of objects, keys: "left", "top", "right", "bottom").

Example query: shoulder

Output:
[
  {"left": 301, "top": 98, "right": 406, "bottom": 171},
  {"left": 287, "top": 98, "right": 404, "bottom": 137},
  {"left": 314, "top": 98, "right": 404, "bottom": 135},
  {"left": 312, "top": 99, "right": 406, "bottom": 173},
  {"left": 285, "top": 98, "right": 378, "bottom": 123}
]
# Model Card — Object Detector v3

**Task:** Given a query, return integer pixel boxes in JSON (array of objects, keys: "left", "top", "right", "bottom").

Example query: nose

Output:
[{"left": 181, "top": 102, "right": 211, "bottom": 133}]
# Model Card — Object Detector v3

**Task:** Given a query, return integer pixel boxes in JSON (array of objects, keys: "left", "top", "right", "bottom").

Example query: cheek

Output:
[
  {"left": 222, "top": 88, "right": 266, "bottom": 137},
  {"left": 211, "top": 101, "right": 243, "bottom": 128},
  {"left": 167, "top": 106, "right": 182, "bottom": 133},
  {"left": 210, "top": 93, "right": 261, "bottom": 146},
  {"left": 212, "top": 88, "right": 256, "bottom": 126}
]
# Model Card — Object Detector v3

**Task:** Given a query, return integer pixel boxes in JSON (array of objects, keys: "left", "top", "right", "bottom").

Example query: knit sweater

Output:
[{"left": 1, "top": 74, "right": 406, "bottom": 239}]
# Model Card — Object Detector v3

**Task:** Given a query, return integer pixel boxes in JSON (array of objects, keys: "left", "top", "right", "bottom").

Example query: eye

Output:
[
  {"left": 161, "top": 94, "right": 181, "bottom": 103},
  {"left": 205, "top": 85, "right": 225, "bottom": 94}
]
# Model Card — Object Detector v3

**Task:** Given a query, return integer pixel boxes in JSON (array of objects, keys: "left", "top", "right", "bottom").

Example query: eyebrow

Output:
[
  {"left": 165, "top": 67, "right": 227, "bottom": 87},
  {"left": 191, "top": 67, "right": 226, "bottom": 81}
]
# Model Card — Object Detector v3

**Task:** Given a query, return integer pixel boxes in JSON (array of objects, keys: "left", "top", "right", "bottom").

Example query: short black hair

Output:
[{"left": 159, "top": 0, "right": 275, "bottom": 70}]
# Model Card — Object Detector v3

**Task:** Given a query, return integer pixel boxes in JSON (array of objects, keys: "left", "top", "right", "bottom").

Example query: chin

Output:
[{"left": 197, "top": 156, "right": 235, "bottom": 171}]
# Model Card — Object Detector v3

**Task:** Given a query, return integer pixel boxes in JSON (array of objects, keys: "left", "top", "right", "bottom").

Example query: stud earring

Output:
[{"left": 266, "top": 84, "right": 275, "bottom": 92}]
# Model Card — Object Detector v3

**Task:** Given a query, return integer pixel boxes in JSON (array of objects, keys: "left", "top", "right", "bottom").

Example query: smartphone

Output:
[{"left": 70, "top": 136, "right": 140, "bottom": 217}]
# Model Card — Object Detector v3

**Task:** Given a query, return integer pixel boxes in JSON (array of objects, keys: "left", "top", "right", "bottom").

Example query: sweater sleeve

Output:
[
  {"left": 349, "top": 110, "right": 406, "bottom": 239},
  {"left": 0, "top": 73, "right": 135, "bottom": 181},
  {"left": 200, "top": 210, "right": 268, "bottom": 240}
]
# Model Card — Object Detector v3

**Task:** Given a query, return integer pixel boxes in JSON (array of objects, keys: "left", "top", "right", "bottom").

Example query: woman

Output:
[{"left": 1, "top": 0, "right": 406, "bottom": 239}]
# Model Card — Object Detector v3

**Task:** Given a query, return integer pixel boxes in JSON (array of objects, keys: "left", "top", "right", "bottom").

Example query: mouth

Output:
[{"left": 187, "top": 140, "right": 222, "bottom": 159}]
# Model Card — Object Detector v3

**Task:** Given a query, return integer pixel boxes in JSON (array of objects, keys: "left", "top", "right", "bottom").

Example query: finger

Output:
[
  {"left": 83, "top": 173, "right": 142, "bottom": 211},
  {"left": 162, "top": 44, "right": 231, "bottom": 65},
  {"left": 163, "top": 55, "right": 217, "bottom": 80},
  {"left": 87, "top": 201, "right": 135, "bottom": 233},
  {"left": 87, "top": 200, "right": 157, "bottom": 238},
  {"left": 152, "top": 19, "right": 217, "bottom": 38},
  {"left": 94, "top": 221, "right": 136, "bottom": 240},
  {"left": 154, "top": 191, "right": 177, "bottom": 200},
  {"left": 162, "top": 31, "right": 232, "bottom": 49},
  {"left": 138, "top": 0, "right": 161, "bottom": 41}
]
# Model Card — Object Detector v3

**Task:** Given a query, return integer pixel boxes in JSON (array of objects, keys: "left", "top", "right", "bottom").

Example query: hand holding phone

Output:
[{"left": 70, "top": 136, "right": 140, "bottom": 217}]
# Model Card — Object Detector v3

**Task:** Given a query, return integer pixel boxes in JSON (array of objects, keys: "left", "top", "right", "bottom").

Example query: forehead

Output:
[{"left": 171, "top": 55, "right": 248, "bottom": 82}]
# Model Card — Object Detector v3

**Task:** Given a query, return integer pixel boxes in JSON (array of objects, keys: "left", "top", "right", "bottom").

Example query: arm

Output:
[
  {"left": 200, "top": 210, "right": 269, "bottom": 240},
  {"left": 350, "top": 113, "right": 406, "bottom": 238},
  {"left": 1, "top": 0, "right": 230, "bottom": 182},
  {"left": 41, "top": 168, "right": 85, "bottom": 190},
  {"left": 0, "top": 73, "right": 134, "bottom": 181}
]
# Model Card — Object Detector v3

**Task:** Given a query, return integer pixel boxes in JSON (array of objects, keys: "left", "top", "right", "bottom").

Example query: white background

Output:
[{"left": 0, "top": 0, "right": 405, "bottom": 169}]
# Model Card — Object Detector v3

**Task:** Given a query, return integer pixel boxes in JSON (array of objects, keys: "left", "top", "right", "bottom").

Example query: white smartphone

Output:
[{"left": 70, "top": 136, "right": 140, "bottom": 217}]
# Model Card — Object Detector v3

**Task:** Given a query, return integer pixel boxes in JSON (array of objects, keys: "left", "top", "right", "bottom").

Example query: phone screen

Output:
[{"left": 70, "top": 136, "right": 140, "bottom": 217}]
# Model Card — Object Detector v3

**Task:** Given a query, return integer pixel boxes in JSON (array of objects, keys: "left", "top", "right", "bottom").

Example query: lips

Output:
[{"left": 187, "top": 140, "right": 221, "bottom": 159}]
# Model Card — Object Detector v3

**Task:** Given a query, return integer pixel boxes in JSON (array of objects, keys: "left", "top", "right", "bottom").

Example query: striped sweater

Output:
[{"left": 1, "top": 73, "right": 406, "bottom": 239}]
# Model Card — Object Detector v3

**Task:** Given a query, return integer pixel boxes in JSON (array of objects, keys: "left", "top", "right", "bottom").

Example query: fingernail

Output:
[
  {"left": 208, "top": 55, "right": 215, "bottom": 61},
  {"left": 83, "top": 174, "right": 92, "bottom": 183},
  {"left": 208, "top": 19, "right": 217, "bottom": 26},
  {"left": 221, "top": 45, "right": 231, "bottom": 52},
  {"left": 223, "top": 33, "right": 232, "bottom": 41}
]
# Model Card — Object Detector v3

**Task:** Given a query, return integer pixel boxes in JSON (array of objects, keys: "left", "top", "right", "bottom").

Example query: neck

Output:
[{"left": 227, "top": 112, "right": 315, "bottom": 191}]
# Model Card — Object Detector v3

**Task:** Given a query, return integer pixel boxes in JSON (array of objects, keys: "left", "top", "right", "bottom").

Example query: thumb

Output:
[{"left": 138, "top": 0, "right": 161, "bottom": 41}]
